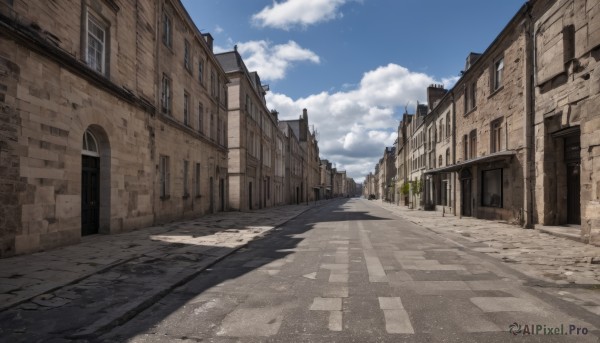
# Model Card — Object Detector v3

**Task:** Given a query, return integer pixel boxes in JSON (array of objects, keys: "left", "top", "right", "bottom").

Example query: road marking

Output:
[
  {"left": 377, "top": 297, "right": 414, "bottom": 334},
  {"left": 329, "top": 311, "right": 343, "bottom": 331},
  {"left": 303, "top": 272, "right": 317, "bottom": 280},
  {"left": 364, "top": 253, "right": 388, "bottom": 282},
  {"left": 358, "top": 222, "right": 388, "bottom": 282},
  {"left": 383, "top": 310, "right": 415, "bottom": 334},
  {"left": 329, "top": 272, "right": 349, "bottom": 283},
  {"left": 378, "top": 297, "right": 404, "bottom": 309},
  {"left": 310, "top": 297, "right": 342, "bottom": 311},
  {"left": 470, "top": 297, "right": 540, "bottom": 312}
]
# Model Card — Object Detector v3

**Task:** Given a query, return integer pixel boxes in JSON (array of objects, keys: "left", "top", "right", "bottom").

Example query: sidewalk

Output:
[
  {"left": 0, "top": 202, "right": 316, "bottom": 314},
  {"left": 370, "top": 200, "right": 600, "bottom": 287}
]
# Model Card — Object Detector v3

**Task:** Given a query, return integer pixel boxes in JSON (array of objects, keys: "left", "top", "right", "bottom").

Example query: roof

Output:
[{"left": 424, "top": 150, "right": 517, "bottom": 174}]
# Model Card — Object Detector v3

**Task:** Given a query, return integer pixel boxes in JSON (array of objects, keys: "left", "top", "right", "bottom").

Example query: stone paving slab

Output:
[
  {"left": 0, "top": 203, "right": 316, "bottom": 312},
  {"left": 369, "top": 200, "right": 600, "bottom": 287}
]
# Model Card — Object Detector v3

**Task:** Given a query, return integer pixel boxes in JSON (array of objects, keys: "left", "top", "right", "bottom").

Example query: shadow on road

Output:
[{"left": 0, "top": 198, "right": 389, "bottom": 342}]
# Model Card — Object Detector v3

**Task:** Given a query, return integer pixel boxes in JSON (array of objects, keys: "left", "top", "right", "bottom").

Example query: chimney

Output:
[
  {"left": 302, "top": 108, "right": 308, "bottom": 120},
  {"left": 465, "top": 52, "right": 482, "bottom": 71},
  {"left": 427, "top": 84, "right": 447, "bottom": 111},
  {"left": 202, "top": 33, "right": 214, "bottom": 52}
]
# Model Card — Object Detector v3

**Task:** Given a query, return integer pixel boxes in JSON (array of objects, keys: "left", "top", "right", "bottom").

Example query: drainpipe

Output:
[
  {"left": 523, "top": 4, "right": 535, "bottom": 228},
  {"left": 451, "top": 90, "right": 456, "bottom": 216}
]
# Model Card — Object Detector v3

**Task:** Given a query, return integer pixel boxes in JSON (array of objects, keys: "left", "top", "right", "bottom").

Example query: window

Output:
[
  {"left": 86, "top": 14, "right": 106, "bottom": 74},
  {"left": 161, "top": 74, "right": 171, "bottom": 114},
  {"left": 439, "top": 120, "right": 444, "bottom": 141},
  {"left": 493, "top": 57, "right": 504, "bottom": 91},
  {"left": 463, "top": 135, "right": 469, "bottom": 160},
  {"left": 482, "top": 169, "right": 502, "bottom": 207},
  {"left": 184, "top": 39, "right": 191, "bottom": 71},
  {"left": 82, "top": 130, "right": 99, "bottom": 157},
  {"left": 491, "top": 118, "right": 503, "bottom": 153},
  {"left": 198, "top": 59, "right": 204, "bottom": 84},
  {"left": 183, "top": 160, "right": 189, "bottom": 197},
  {"left": 469, "top": 130, "right": 477, "bottom": 159},
  {"left": 210, "top": 112, "right": 215, "bottom": 141},
  {"left": 159, "top": 155, "right": 170, "bottom": 198},
  {"left": 465, "top": 82, "right": 476, "bottom": 113},
  {"left": 217, "top": 117, "right": 222, "bottom": 145},
  {"left": 445, "top": 148, "right": 450, "bottom": 165},
  {"left": 446, "top": 113, "right": 451, "bottom": 137},
  {"left": 211, "top": 71, "right": 216, "bottom": 97},
  {"left": 438, "top": 155, "right": 442, "bottom": 167},
  {"left": 245, "top": 94, "right": 250, "bottom": 112},
  {"left": 183, "top": 92, "right": 190, "bottom": 126},
  {"left": 162, "top": 12, "right": 172, "bottom": 48},
  {"left": 194, "top": 163, "right": 201, "bottom": 197},
  {"left": 198, "top": 103, "right": 204, "bottom": 133}
]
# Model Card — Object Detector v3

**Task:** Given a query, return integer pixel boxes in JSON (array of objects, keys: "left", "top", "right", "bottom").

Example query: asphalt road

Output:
[{"left": 99, "top": 199, "right": 599, "bottom": 342}]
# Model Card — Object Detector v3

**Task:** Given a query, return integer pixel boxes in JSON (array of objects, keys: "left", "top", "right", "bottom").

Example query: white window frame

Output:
[
  {"left": 493, "top": 57, "right": 504, "bottom": 91},
  {"left": 86, "top": 12, "right": 106, "bottom": 74}
]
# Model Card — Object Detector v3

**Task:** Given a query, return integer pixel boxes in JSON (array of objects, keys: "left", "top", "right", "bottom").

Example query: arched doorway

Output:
[{"left": 82, "top": 130, "right": 100, "bottom": 235}]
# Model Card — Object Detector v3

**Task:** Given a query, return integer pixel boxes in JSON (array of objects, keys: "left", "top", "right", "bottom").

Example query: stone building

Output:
[
  {"left": 279, "top": 121, "right": 304, "bottom": 205},
  {"left": 533, "top": 0, "right": 600, "bottom": 244},
  {"left": 407, "top": 104, "right": 428, "bottom": 208},
  {"left": 448, "top": 4, "right": 535, "bottom": 225},
  {"left": 320, "top": 159, "right": 333, "bottom": 199},
  {"left": 280, "top": 109, "right": 321, "bottom": 202},
  {"left": 216, "top": 48, "right": 278, "bottom": 211},
  {"left": 0, "top": 0, "right": 228, "bottom": 256},
  {"left": 395, "top": 113, "right": 412, "bottom": 205},
  {"left": 377, "top": 147, "right": 396, "bottom": 202},
  {"left": 422, "top": 85, "right": 456, "bottom": 214}
]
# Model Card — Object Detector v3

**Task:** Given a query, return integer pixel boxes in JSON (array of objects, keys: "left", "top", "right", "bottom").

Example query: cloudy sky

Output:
[{"left": 181, "top": 0, "right": 525, "bottom": 182}]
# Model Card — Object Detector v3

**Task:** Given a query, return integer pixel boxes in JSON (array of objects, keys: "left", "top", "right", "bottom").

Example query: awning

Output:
[{"left": 424, "top": 150, "right": 517, "bottom": 175}]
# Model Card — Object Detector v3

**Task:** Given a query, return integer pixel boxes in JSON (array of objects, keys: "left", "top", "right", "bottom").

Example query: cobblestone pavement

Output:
[
  {"left": 0, "top": 203, "right": 315, "bottom": 312},
  {"left": 369, "top": 199, "right": 600, "bottom": 317}
]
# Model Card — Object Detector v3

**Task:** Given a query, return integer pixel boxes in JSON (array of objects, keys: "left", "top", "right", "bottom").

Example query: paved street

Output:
[{"left": 1, "top": 199, "right": 599, "bottom": 342}]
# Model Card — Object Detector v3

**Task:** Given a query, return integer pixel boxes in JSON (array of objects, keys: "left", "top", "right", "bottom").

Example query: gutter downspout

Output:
[
  {"left": 523, "top": 4, "right": 535, "bottom": 228},
  {"left": 451, "top": 90, "right": 457, "bottom": 216}
]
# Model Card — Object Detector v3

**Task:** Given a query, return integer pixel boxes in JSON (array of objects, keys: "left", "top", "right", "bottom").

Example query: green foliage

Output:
[
  {"left": 412, "top": 179, "right": 423, "bottom": 195},
  {"left": 400, "top": 182, "right": 410, "bottom": 195}
]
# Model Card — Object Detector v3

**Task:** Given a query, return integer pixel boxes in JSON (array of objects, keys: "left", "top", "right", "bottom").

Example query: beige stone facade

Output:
[
  {"left": 533, "top": 0, "right": 600, "bottom": 244},
  {"left": 216, "top": 49, "right": 279, "bottom": 211},
  {"left": 0, "top": 0, "right": 228, "bottom": 257},
  {"left": 370, "top": 0, "right": 599, "bottom": 245}
]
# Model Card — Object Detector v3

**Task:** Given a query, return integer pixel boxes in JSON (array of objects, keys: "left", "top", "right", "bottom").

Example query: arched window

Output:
[
  {"left": 446, "top": 148, "right": 450, "bottom": 165},
  {"left": 438, "top": 155, "right": 442, "bottom": 167},
  {"left": 82, "top": 130, "right": 99, "bottom": 157}
]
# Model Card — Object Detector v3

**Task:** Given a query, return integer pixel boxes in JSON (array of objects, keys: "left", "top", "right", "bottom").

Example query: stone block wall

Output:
[{"left": 534, "top": 0, "right": 600, "bottom": 245}]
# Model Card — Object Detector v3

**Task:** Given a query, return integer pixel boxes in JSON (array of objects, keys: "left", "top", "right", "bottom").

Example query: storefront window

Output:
[{"left": 482, "top": 169, "right": 502, "bottom": 207}]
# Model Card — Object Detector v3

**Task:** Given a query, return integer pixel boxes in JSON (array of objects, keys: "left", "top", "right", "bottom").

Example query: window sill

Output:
[
  {"left": 488, "top": 85, "right": 504, "bottom": 99},
  {"left": 160, "top": 195, "right": 170, "bottom": 201},
  {"left": 464, "top": 106, "right": 477, "bottom": 116},
  {"left": 183, "top": 194, "right": 190, "bottom": 199},
  {"left": 195, "top": 195, "right": 202, "bottom": 199}
]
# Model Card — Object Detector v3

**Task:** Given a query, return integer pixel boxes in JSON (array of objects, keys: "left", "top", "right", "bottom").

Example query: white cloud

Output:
[
  {"left": 214, "top": 25, "right": 224, "bottom": 34},
  {"left": 268, "top": 63, "right": 456, "bottom": 180},
  {"left": 252, "top": 0, "right": 349, "bottom": 30},
  {"left": 237, "top": 40, "right": 320, "bottom": 81}
]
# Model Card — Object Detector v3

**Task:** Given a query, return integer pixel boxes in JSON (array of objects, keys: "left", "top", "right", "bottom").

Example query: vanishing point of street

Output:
[{"left": 1, "top": 199, "right": 598, "bottom": 342}]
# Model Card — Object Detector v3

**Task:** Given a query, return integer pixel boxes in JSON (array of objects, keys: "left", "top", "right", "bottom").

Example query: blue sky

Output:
[{"left": 181, "top": 0, "right": 525, "bottom": 182}]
